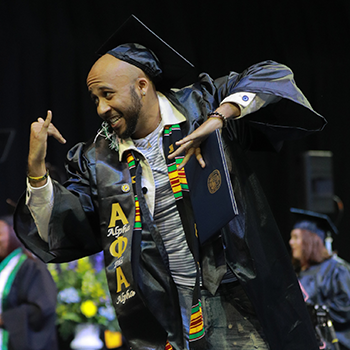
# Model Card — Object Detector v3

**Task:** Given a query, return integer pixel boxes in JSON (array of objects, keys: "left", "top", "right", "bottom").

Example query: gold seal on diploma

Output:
[{"left": 208, "top": 169, "right": 221, "bottom": 194}]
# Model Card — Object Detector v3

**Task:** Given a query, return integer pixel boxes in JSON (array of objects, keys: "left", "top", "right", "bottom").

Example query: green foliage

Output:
[{"left": 48, "top": 254, "right": 120, "bottom": 339}]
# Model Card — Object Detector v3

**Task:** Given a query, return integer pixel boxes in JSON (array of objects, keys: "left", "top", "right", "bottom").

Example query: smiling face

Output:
[{"left": 87, "top": 54, "right": 148, "bottom": 139}]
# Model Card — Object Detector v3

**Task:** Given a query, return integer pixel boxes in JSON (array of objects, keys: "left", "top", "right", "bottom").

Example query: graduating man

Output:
[{"left": 15, "top": 15, "right": 326, "bottom": 350}]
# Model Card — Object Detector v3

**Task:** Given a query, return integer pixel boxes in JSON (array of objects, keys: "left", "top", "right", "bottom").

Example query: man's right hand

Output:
[{"left": 27, "top": 110, "right": 66, "bottom": 187}]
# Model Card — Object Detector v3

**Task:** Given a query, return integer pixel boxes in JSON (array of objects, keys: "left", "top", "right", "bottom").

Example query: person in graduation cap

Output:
[
  {"left": 15, "top": 14, "right": 327, "bottom": 350},
  {"left": 289, "top": 208, "right": 350, "bottom": 350},
  {"left": 0, "top": 215, "right": 58, "bottom": 350}
]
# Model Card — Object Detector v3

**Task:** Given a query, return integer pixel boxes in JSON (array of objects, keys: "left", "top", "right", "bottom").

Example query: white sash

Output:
[{"left": 0, "top": 249, "right": 27, "bottom": 348}]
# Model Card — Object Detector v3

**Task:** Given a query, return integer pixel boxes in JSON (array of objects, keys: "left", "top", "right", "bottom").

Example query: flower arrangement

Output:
[{"left": 48, "top": 253, "right": 121, "bottom": 340}]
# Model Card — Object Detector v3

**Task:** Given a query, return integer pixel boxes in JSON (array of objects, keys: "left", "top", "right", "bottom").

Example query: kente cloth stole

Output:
[
  {"left": 163, "top": 124, "right": 205, "bottom": 343},
  {"left": 126, "top": 123, "right": 205, "bottom": 347},
  {"left": 0, "top": 248, "right": 27, "bottom": 349},
  {"left": 127, "top": 150, "right": 204, "bottom": 348},
  {"left": 126, "top": 153, "right": 142, "bottom": 231},
  {"left": 164, "top": 125, "right": 189, "bottom": 200}
]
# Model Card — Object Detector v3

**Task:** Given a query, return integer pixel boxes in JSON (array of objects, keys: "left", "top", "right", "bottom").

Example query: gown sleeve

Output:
[
  {"left": 197, "top": 60, "right": 327, "bottom": 151},
  {"left": 14, "top": 140, "right": 102, "bottom": 263},
  {"left": 324, "top": 260, "right": 350, "bottom": 324}
]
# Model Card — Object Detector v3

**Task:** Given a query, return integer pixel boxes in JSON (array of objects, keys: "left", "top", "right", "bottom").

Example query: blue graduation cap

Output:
[
  {"left": 290, "top": 207, "right": 338, "bottom": 241},
  {"left": 96, "top": 15, "right": 195, "bottom": 89}
]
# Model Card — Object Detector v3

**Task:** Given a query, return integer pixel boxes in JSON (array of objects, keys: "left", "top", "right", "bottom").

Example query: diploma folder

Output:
[{"left": 185, "top": 129, "right": 238, "bottom": 244}]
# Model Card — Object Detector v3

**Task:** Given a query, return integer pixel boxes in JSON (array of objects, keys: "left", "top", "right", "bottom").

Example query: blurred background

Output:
[{"left": 0, "top": 1, "right": 349, "bottom": 261}]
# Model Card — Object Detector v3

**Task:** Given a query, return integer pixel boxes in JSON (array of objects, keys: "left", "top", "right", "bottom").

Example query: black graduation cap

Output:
[
  {"left": 96, "top": 15, "right": 195, "bottom": 89},
  {"left": 290, "top": 207, "right": 338, "bottom": 241}
]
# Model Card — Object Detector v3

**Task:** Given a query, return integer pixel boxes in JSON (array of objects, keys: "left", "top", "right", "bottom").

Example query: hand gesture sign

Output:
[
  {"left": 28, "top": 110, "right": 66, "bottom": 186},
  {"left": 168, "top": 103, "right": 240, "bottom": 170},
  {"left": 168, "top": 117, "right": 223, "bottom": 170}
]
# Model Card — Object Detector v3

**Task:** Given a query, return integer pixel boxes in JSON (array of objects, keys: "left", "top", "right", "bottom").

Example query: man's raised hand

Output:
[
  {"left": 168, "top": 103, "right": 240, "bottom": 170},
  {"left": 28, "top": 110, "right": 66, "bottom": 186}
]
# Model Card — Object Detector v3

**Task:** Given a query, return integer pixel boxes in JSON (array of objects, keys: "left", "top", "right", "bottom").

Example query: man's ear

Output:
[{"left": 137, "top": 77, "right": 150, "bottom": 96}]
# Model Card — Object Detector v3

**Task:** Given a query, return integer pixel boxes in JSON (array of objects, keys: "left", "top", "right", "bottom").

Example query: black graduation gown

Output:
[
  {"left": 2, "top": 256, "right": 58, "bottom": 350},
  {"left": 299, "top": 256, "right": 350, "bottom": 349},
  {"left": 14, "top": 60, "right": 327, "bottom": 350}
]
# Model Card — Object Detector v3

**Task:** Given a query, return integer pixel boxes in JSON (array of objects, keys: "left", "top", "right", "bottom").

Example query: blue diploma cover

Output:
[{"left": 185, "top": 129, "right": 238, "bottom": 244}]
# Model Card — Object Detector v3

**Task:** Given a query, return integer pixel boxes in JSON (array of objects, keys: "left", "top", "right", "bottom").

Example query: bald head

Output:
[{"left": 87, "top": 54, "right": 148, "bottom": 89}]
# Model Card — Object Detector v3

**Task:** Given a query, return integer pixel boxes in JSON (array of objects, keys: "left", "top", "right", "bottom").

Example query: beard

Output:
[{"left": 118, "top": 86, "right": 142, "bottom": 140}]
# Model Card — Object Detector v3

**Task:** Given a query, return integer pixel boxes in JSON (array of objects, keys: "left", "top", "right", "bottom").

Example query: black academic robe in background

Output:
[
  {"left": 299, "top": 256, "right": 350, "bottom": 350},
  {"left": 2, "top": 256, "right": 58, "bottom": 350}
]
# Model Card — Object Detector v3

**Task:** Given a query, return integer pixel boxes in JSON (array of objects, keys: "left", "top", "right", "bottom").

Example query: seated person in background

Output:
[
  {"left": 0, "top": 215, "right": 58, "bottom": 350},
  {"left": 289, "top": 208, "right": 350, "bottom": 350}
]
